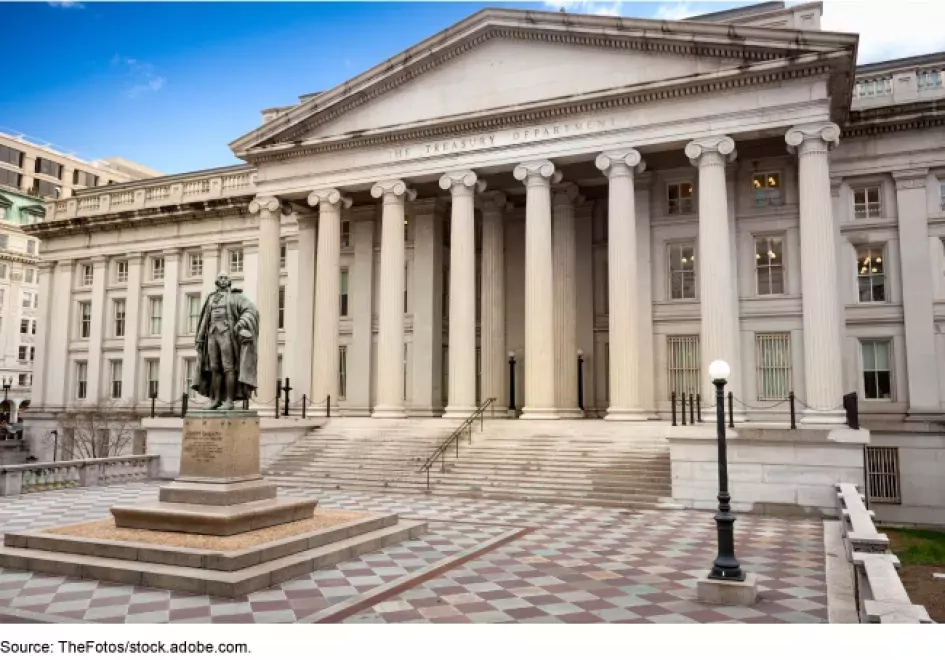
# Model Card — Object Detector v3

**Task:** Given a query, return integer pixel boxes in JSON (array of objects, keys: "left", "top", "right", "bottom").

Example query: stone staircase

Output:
[{"left": 263, "top": 417, "right": 675, "bottom": 509}]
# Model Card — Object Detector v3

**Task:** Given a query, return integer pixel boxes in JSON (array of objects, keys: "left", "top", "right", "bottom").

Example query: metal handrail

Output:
[{"left": 418, "top": 397, "right": 495, "bottom": 489}]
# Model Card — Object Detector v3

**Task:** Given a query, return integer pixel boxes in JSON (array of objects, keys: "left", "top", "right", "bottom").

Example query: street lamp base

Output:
[{"left": 697, "top": 573, "right": 758, "bottom": 606}]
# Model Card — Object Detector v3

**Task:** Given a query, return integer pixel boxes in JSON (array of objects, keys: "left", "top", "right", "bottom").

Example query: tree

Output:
[{"left": 52, "top": 400, "right": 142, "bottom": 460}]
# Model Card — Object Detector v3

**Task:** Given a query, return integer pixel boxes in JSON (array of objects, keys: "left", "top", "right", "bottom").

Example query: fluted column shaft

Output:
[
  {"left": 293, "top": 215, "right": 317, "bottom": 400},
  {"left": 310, "top": 190, "right": 352, "bottom": 414},
  {"left": 441, "top": 171, "right": 484, "bottom": 417},
  {"left": 685, "top": 137, "right": 740, "bottom": 405},
  {"left": 249, "top": 196, "right": 282, "bottom": 406},
  {"left": 480, "top": 192, "right": 507, "bottom": 414},
  {"left": 371, "top": 180, "right": 415, "bottom": 417},
  {"left": 596, "top": 150, "right": 647, "bottom": 421},
  {"left": 787, "top": 124, "right": 846, "bottom": 424},
  {"left": 86, "top": 256, "right": 108, "bottom": 403},
  {"left": 552, "top": 183, "right": 581, "bottom": 417},
  {"left": 514, "top": 160, "right": 561, "bottom": 419}
]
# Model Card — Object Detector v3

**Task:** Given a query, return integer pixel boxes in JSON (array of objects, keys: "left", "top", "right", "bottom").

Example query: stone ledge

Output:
[{"left": 110, "top": 497, "right": 318, "bottom": 536}]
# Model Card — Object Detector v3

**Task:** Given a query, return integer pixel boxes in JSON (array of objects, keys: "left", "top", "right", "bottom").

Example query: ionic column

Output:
[
  {"left": 45, "top": 259, "right": 73, "bottom": 408},
  {"left": 479, "top": 191, "right": 509, "bottom": 415},
  {"left": 309, "top": 189, "right": 352, "bottom": 415},
  {"left": 371, "top": 180, "right": 416, "bottom": 418},
  {"left": 85, "top": 255, "right": 109, "bottom": 402},
  {"left": 513, "top": 160, "right": 561, "bottom": 420},
  {"left": 410, "top": 198, "right": 447, "bottom": 416},
  {"left": 552, "top": 182, "right": 582, "bottom": 418},
  {"left": 786, "top": 123, "right": 846, "bottom": 424},
  {"left": 248, "top": 196, "right": 282, "bottom": 406},
  {"left": 30, "top": 262, "right": 55, "bottom": 409},
  {"left": 121, "top": 253, "right": 143, "bottom": 404},
  {"left": 596, "top": 149, "right": 647, "bottom": 421},
  {"left": 348, "top": 207, "right": 376, "bottom": 416},
  {"left": 293, "top": 214, "right": 317, "bottom": 401},
  {"left": 440, "top": 171, "right": 485, "bottom": 418},
  {"left": 685, "top": 136, "right": 740, "bottom": 410}
]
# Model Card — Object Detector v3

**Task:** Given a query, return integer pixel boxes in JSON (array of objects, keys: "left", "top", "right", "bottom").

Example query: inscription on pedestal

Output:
[
  {"left": 184, "top": 429, "right": 225, "bottom": 465},
  {"left": 179, "top": 415, "right": 261, "bottom": 481}
]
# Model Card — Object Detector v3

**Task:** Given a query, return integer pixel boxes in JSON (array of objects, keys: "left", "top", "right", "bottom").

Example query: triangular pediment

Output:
[{"left": 231, "top": 8, "right": 857, "bottom": 158}]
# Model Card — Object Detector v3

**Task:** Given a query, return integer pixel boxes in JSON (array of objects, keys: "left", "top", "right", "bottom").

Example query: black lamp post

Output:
[
  {"left": 507, "top": 351, "right": 516, "bottom": 414},
  {"left": 707, "top": 359, "right": 745, "bottom": 582},
  {"left": 2, "top": 376, "right": 9, "bottom": 402},
  {"left": 576, "top": 349, "right": 585, "bottom": 411},
  {"left": 51, "top": 430, "right": 59, "bottom": 462}
]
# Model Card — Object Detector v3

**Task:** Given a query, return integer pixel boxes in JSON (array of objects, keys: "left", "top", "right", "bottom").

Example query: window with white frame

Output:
[
  {"left": 278, "top": 286, "right": 285, "bottom": 330},
  {"left": 188, "top": 252, "right": 203, "bottom": 278},
  {"left": 341, "top": 219, "right": 351, "bottom": 248},
  {"left": 24, "top": 268, "right": 34, "bottom": 284},
  {"left": 29, "top": 346, "right": 34, "bottom": 362},
  {"left": 148, "top": 296, "right": 163, "bottom": 335},
  {"left": 113, "top": 299, "right": 126, "bottom": 337},
  {"left": 79, "top": 301, "right": 91, "bottom": 338},
  {"left": 75, "top": 361, "right": 88, "bottom": 400},
  {"left": 918, "top": 69, "right": 942, "bottom": 90},
  {"left": 18, "top": 346, "right": 28, "bottom": 361},
  {"left": 110, "top": 360, "right": 123, "bottom": 399},
  {"left": 21, "top": 291, "right": 30, "bottom": 308},
  {"left": 183, "top": 357, "right": 197, "bottom": 395},
  {"left": 667, "top": 335, "right": 701, "bottom": 397},
  {"left": 853, "top": 185, "right": 882, "bottom": 219},
  {"left": 19, "top": 319, "right": 28, "bottom": 334},
  {"left": 340, "top": 268, "right": 349, "bottom": 316},
  {"left": 339, "top": 346, "right": 347, "bottom": 399},
  {"left": 752, "top": 172, "right": 782, "bottom": 207},
  {"left": 755, "top": 333, "right": 792, "bottom": 400},
  {"left": 755, "top": 236, "right": 785, "bottom": 295},
  {"left": 18, "top": 374, "right": 29, "bottom": 387},
  {"left": 856, "top": 245, "right": 886, "bottom": 303},
  {"left": 668, "top": 243, "right": 696, "bottom": 300},
  {"left": 280, "top": 244, "right": 287, "bottom": 270},
  {"left": 26, "top": 240, "right": 35, "bottom": 255},
  {"left": 145, "top": 359, "right": 160, "bottom": 399},
  {"left": 861, "top": 340, "right": 892, "bottom": 400},
  {"left": 151, "top": 257, "right": 164, "bottom": 281},
  {"left": 667, "top": 182, "right": 694, "bottom": 215},
  {"left": 30, "top": 319, "right": 36, "bottom": 335},
  {"left": 81, "top": 263, "right": 93, "bottom": 287},
  {"left": 115, "top": 260, "right": 128, "bottom": 284},
  {"left": 228, "top": 248, "right": 244, "bottom": 274},
  {"left": 186, "top": 294, "right": 201, "bottom": 334}
]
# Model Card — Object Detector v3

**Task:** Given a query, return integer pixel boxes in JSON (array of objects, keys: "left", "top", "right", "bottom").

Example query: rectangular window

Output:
[
  {"left": 752, "top": 172, "right": 782, "bottom": 207},
  {"left": 668, "top": 243, "right": 697, "bottom": 300},
  {"left": 116, "top": 260, "right": 128, "bottom": 283},
  {"left": 151, "top": 257, "right": 164, "bottom": 281},
  {"left": 853, "top": 185, "right": 882, "bottom": 219},
  {"left": 18, "top": 374, "right": 28, "bottom": 387},
  {"left": 26, "top": 240, "right": 35, "bottom": 255},
  {"left": 73, "top": 170, "right": 99, "bottom": 188},
  {"left": 21, "top": 291, "right": 30, "bottom": 308},
  {"left": 186, "top": 294, "right": 201, "bottom": 334},
  {"left": 75, "top": 361, "right": 88, "bottom": 400},
  {"left": 113, "top": 299, "right": 126, "bottom": 337},
  {"left": 866, "top": 446, "right": 902, "bottom": 504},
  {"left": 148, "top": 297, "right": 163, "bottom": 335},
  {"left": 755, "top": 333, "right": 792, "bottom": 400},
  {"left": 33, "top": 179, "right": 61, "bottom": 197},
  {"left": 145, "top": 359, "right": 160, "bottom": 398},
  {"left": 18, "top": 346, "right": 27, "bottom": 361},
  {"left": 340, "top": 268, "right": 349, "bottom": 316},
  {"left": 19, "top": 319, "right": 28, "bottom": 334},
  {"left": 81, "top": 263, "right": 93, "bottom": 287},
  {"left": 0, "top": 168, "right": 21, "bottom": 189},
  {"left": 857, "top": 246, "right": 886, "bottom": 303},
  {"left": 35, "top": 157, "right": 63, "bottom": 179},
  {"left": 229, "top": 248, "right": 244, "bottom": 274},
  {"left": 79, "top": 301, "right": 92, "bottom": 338},
  {"left": 341, "top": 219, "right": 351, "bottom": 248},
  {"left": 189, "top": 252, "right": 203, "bottom": 278},
  {"left": 339, "top": 346, "right": 347, "bottom": 400},
  {"left": 0, "top": 145, "right": 23, "bottom": 167},
  {"left": 110, "top": 360, "right": 123, "bottom": 399},
  {"left": 31, "top": 319, "right": 36, "bottom": 335},
  {"left": 30, "top": 346, "right": 34, "bottom": 362},
  {"left": 667, "top": 182, "right": 694, "bottom": 215},
  {"left": 755, "top": 236, "right": 785, "bottom": 295},
  {"left": 861, "top": 340, "right": 892, "bottom": 400},
  {"left": 24, "top": 268, "right": 34, "bottom": 284},
  {"left": 278, "top": 286, "right": 285, "bottom": 330},
  {"left": 280, "top": 244, "right": 287, "bottom": 270},
  {"left": 667, "top": 335, "right": 701, "bottom": 397},
  {"left": 0, "top": 264, "right": 6, "bottom": 279},
  {"left": 183, "top": 357, "right": 197, "bottom": 395}
]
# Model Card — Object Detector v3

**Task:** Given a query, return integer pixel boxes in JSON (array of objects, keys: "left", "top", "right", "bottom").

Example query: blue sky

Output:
[{"left": 2, "top": 1, "right": 940, "bottom": 176}]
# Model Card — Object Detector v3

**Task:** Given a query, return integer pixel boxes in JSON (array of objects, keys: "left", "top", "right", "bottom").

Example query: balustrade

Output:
[{"left": 0, "top": 455, "right": 158, "bottom": 496}]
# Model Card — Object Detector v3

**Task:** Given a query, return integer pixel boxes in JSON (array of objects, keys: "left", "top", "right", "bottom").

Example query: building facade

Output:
[
  {"left": 0, "top": 132, "right": 161, "bottom": 201},
  {"left": 25, "top": 4, "right": 945, "bottom": 436}
]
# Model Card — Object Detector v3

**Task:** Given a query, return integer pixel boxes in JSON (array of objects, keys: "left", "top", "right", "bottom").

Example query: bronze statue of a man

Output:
[{"left": 193, "top": 273, "right": 259, "bottom": 410}]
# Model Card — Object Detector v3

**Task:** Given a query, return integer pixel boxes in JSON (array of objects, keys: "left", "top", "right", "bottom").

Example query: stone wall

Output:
[{"left": 869, "top": 429, "right": 945, "bottom": 527}]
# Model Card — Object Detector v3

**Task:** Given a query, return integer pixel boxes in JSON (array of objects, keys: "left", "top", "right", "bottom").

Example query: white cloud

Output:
[
  {"left": 48, "top": 2, "right": 85, "bottom": 8},
  {"left": 651, "top": 2, "right": 700, "bottom": 20},
  {"left": 111, "top": 55, "right": 167, "bottom": 98}
]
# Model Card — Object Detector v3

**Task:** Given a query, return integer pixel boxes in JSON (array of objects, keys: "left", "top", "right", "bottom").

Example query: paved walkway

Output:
[{"left": 0, "top": 484, "right": 828, "bottom": 623}]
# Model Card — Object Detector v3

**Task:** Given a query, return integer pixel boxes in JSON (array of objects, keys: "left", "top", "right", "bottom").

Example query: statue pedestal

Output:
[{"left": 111, "top": 410, "right": 317, "bottom": 536}]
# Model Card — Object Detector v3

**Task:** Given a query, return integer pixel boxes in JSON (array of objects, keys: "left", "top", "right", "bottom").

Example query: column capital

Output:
[
  {"left": 477, "top": 191, "right": 510, "bottom": 214},
  {"left": 685, "top": 136, "right": 736, "bottom": 167},
  {"left": 595, "top": 149, "right": 645, "bottom": 177},
  {"left": 439, "top": 170, "right": 487, "bottom": 196},
  {"left": 248, "top": 196, "right": 280, "bottom": 215},
  {"left": 552, "top": 182, "right": 583, "bottom": 208},
  {"left": 892, "top": 168, "right": 929, "bottom": 190},
  {"left": 370, "top": 180, "right": 417, "bottom": 202},
  {"left": 785, "top": 122, "right": 840, "bottom": 155},
  {"left": 513, "top": 160, "right": 562, "bottom": 186},
  {"left": 308, "top": 188, "right": 353, "bottom": 209}
]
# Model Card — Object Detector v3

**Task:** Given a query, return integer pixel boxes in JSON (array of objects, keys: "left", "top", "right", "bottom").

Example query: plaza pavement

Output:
[{"left": 0, "top": 483, "right": 828, "bottom": 623}]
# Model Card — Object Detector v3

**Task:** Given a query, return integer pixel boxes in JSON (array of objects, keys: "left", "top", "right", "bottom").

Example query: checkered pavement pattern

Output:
[{"left": 0, "top": 483, "right": 828, "bottom": 623}]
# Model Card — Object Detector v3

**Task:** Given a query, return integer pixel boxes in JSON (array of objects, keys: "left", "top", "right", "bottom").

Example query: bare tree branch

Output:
[{"left": 51, "top": 399, "right": 143, "bottom": 459}]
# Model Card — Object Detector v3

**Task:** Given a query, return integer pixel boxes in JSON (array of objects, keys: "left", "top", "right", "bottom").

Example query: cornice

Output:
[
  {"left": 0, "top": 249, "right": 39, "bottom": 266},
  {"left": 244, "top": 56, "right": 839, "bottom": 166},
  {"left": 843, "top": 110, "right": 945, "bottom": 140}
]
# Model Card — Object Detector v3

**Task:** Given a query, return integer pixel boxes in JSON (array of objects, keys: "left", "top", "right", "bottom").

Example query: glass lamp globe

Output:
[{"left": 708, "top": 359, "right": 731, "bottom": 381}]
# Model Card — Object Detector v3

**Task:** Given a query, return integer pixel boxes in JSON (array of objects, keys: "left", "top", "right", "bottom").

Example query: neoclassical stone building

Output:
[{"left": 26, "top": 3, "right": 945, "bottom": 440}]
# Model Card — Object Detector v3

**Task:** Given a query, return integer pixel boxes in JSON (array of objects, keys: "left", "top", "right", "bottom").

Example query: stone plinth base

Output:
[
  {"left": 111, "top": 497, "right": 318, "bottom": 536},
  {"left": 697, "top": 573, "right": 758, "bottom": 606}
]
